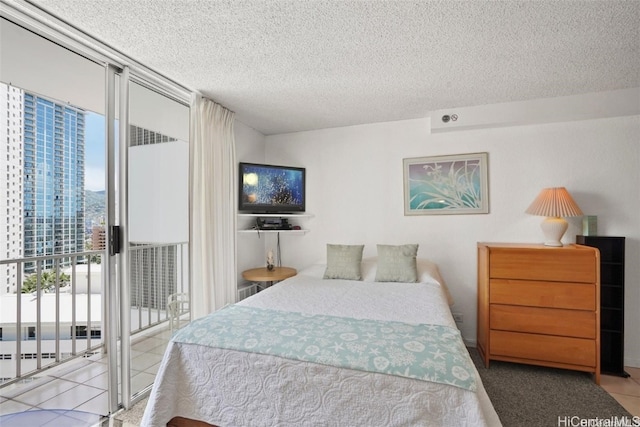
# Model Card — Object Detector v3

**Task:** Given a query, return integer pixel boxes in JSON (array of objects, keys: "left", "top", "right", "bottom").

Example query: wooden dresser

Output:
[{"left": 477, "top": 243, "right": 600, "bottom": 383}]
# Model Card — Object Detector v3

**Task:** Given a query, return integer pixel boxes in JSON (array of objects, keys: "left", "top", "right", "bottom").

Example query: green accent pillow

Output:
[
  {"left": 375, "top": 244, "right": 419, "bottom": 282},
  {"left": 323, "top": 244, "right": 364, "bottom": 280}
]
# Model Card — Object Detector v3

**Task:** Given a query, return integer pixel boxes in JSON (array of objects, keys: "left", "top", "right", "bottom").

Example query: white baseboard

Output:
[
  {"left": 463, "top": 338, "right": 477, "bottom": 348},
  {"left": 624, "top": 357, "right": 640, "bottom": 369}
]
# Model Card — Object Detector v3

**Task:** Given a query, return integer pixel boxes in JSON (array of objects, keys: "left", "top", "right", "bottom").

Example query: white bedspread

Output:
[{"left": 142, "top": 269, "right": 501, "bottom": 426}]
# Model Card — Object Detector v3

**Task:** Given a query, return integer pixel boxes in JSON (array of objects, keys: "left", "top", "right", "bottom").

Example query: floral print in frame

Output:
[{"left": 403, "top": 152, "right": 489, "bottom": 215}]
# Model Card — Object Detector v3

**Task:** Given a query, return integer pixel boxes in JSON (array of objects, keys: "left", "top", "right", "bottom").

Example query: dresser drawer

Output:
[
  {"left": 490, "top": 330, "right": 596, "bottom": 368},
  {"left": 490, "top": 279, "right": 596, "bottom": 310},
  {"left": 490, "top": 304, "right": 596, "bottom": 339},
  {"left": 489, "top": 246, "right": 597, "bottom": 283}
]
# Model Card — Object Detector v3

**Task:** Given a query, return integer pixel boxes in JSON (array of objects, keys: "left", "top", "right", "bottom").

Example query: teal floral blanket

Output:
[{"left": 172, "top": 305, "right": 476, "bottom": 392}]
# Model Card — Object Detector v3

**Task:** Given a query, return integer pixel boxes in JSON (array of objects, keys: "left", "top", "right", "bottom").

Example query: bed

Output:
[{"left": 142, "top": 253, "right": 501, "bottom": 426}]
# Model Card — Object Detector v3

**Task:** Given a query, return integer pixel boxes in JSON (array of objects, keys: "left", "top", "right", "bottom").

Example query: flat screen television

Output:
[{"left": 239, "top": 162, "right": 306, "bottom": 213}]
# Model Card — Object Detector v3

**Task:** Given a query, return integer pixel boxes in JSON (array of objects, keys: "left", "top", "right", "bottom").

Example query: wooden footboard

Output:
[{"left": 167, "top": 416, "right": 217, "bottom": 427}]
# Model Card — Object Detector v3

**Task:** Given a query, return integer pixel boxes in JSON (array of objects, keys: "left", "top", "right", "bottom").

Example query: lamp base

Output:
[{"left": 540, "top": 216, "right": 568, "bottom": 247}]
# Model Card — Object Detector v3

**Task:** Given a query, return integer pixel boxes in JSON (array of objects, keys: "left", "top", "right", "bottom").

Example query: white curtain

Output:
[{"left": 190, "top": 94, "right": 237, "bottom": 319}]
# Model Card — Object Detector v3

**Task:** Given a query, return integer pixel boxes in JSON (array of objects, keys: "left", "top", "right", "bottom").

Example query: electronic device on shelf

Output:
[
  {"left": 239, "top": 162, "right": 306, "bottom": 214},
  {"left": 256, "top": 217, "right": 292, "bottom": 230}
]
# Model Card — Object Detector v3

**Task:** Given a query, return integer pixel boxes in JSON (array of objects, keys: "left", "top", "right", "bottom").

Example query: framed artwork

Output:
[{"left": 403, "top": 152, "right": 489, "bottom": 215}]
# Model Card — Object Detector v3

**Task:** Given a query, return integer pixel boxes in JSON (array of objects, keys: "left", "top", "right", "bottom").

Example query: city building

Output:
[
  {"left": 91, "top": 225, "right": 105, "bottom": 250},
  {"left": 0, "top": 84, "right": 24, "bottom": 295},
  {"left": 22, "top": 92, "right": 85, "bottom": 274}
]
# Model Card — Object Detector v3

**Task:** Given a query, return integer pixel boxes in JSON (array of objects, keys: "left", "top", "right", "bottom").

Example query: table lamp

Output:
[{"left": 525, "top": 187, "right": 583, "bottom": 247}]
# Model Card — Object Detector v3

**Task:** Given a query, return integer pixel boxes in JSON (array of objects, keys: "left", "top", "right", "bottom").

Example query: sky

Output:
[{"left": 84, "top": 112, "right": 106, "bottom": 192}]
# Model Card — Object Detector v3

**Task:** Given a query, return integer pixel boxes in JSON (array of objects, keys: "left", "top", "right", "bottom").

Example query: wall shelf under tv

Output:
[
  {"left": 237, "top": 229, "right": 310, "bottom": 235},
  {"left": 237, "top": 213, "right": 313, "bottom": 234}
]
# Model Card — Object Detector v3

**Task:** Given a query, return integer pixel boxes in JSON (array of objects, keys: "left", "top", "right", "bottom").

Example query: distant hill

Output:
[{"left": 85, "top": 190, "right": 106, "bottom": 226}]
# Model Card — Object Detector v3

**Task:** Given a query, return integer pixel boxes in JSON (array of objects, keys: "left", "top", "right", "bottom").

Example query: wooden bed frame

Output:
[{"left": 167, "top": 416, "right": 215, "bottom": 427}]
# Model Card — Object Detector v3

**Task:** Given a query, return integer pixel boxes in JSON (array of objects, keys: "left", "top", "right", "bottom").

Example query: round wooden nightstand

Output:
[{"left": 242, "top": 266, "right": 297, "bottom": 290}]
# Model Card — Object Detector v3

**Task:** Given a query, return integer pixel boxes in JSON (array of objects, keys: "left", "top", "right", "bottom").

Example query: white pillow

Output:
[
  {"left": 297, "top": 254, "right": 455, "bottom": 306},
  {"left": 363, "top": 257, "right": 438, "bottom": 283},
  {"left": 361, "top": 258, "right": 378, "bottom": 282},
  {"left": 297, "top": 263, "right": 327, "bottom": 279},
  {"left": 362, "top": 256, "right": 455, "bottom": 305}
]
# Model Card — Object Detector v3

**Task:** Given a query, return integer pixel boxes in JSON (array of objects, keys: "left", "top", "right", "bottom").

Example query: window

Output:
[
  {"left": 21, "top": 353, "right": 56, "bottom": 360},
  {"left": 73, "top": 326, "right": 101, "bottom": 339}
]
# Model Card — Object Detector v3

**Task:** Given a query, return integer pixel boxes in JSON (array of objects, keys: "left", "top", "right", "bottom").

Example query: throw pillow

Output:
[
  {"left": 375, "top": 244, "right": 419, "bottom": 282},
  {"left": 323, "top": 244, "right": 364, "bottom": 280}
]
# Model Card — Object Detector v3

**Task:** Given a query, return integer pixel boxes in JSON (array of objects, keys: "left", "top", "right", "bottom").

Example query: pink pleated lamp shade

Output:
[
  {"left": 526, "top": 187, "right": 583, "bottom": 246},
  {"left": 525, "top": 187, "right": 583, "bottom": 218}
]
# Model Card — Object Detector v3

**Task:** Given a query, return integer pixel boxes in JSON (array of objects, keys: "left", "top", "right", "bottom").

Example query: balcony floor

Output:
[{"left": 0, "top": 326, "right": 171, "bottom": 427}]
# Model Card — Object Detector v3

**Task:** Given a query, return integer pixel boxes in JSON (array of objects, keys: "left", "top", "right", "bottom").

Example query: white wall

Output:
[
  {"left": 234, "top": 121, "right": 268, "bottom": 283},
  {"left": 258, "top": 109, "right": 640, "bottom": 367}
]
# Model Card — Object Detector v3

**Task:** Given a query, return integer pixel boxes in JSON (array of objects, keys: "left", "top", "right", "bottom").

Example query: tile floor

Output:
[
  {"left": 600, "top": 366, "right": 640, "bottom": 417},
  {"left": 0, "top": 327, "right": 171, "bottom": 427}
]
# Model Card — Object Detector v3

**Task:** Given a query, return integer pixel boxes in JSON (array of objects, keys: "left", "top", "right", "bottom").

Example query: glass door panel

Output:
[
  {"left": 1, "top": 17, "right": 111, "bottom": 415},
  {"left": 0, "top": 81, "right": 107, "bottom": 379},
  {"left": 1, "top": 11, "right": 191, "bottom": 418},
  {"left": 123, "top": 79, "right": 189, "bottom": 404}
]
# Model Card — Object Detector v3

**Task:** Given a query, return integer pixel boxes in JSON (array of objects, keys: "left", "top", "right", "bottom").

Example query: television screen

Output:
[{"left": 239, "top": 162, "right": 306, "bottom": 213}]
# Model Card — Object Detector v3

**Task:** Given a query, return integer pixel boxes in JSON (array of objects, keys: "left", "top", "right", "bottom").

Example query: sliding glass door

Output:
[
  {"left": 1, "top": 14, "right": 114, "bottom": 411},
  {"left": 118, "top": 74, "right": 190, "bottom": 406},
  {"left": 1, "top": 10, "right": 190, "bottom": 415}
]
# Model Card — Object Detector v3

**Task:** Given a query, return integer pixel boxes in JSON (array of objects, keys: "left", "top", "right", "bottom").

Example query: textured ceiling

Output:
[{"left": 24, "top": 0, "right": 640, "bottom": 135}]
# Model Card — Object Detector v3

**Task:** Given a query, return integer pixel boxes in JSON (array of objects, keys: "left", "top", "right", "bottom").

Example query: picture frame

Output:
[{"left": 403, "top": 152, "right": 489, "bottom": 215}]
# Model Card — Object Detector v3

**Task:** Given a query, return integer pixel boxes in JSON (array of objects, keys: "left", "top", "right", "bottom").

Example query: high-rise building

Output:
[
  {"left": 0, "top": 84, "right": 24, "bottom": 295},
  {"left": 22, "top": 92, "right": 85, "bottom": 273},
  {"left": 91, "top": 225, "right": 106, "bottom": 250}
]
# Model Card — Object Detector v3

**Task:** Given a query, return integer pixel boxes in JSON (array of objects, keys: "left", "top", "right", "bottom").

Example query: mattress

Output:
[{"left": 141, "top": 261, "right": 501, "bottom": 426}]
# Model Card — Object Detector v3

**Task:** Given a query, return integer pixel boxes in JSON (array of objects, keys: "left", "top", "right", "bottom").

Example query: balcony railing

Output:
[{"left": 0, "top": 242, "right": 189, "bottom": 386}]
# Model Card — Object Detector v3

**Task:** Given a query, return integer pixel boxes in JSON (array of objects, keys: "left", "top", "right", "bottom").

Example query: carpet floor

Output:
[
  {"left": 469, "top": 347, "right": 632, "bottom": 426},
  {"left": 113, "top": 398, "right": 147, "bottom": 426},
  {"left": 115, "top": 348, "right": 632, "bottom": 426}
]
